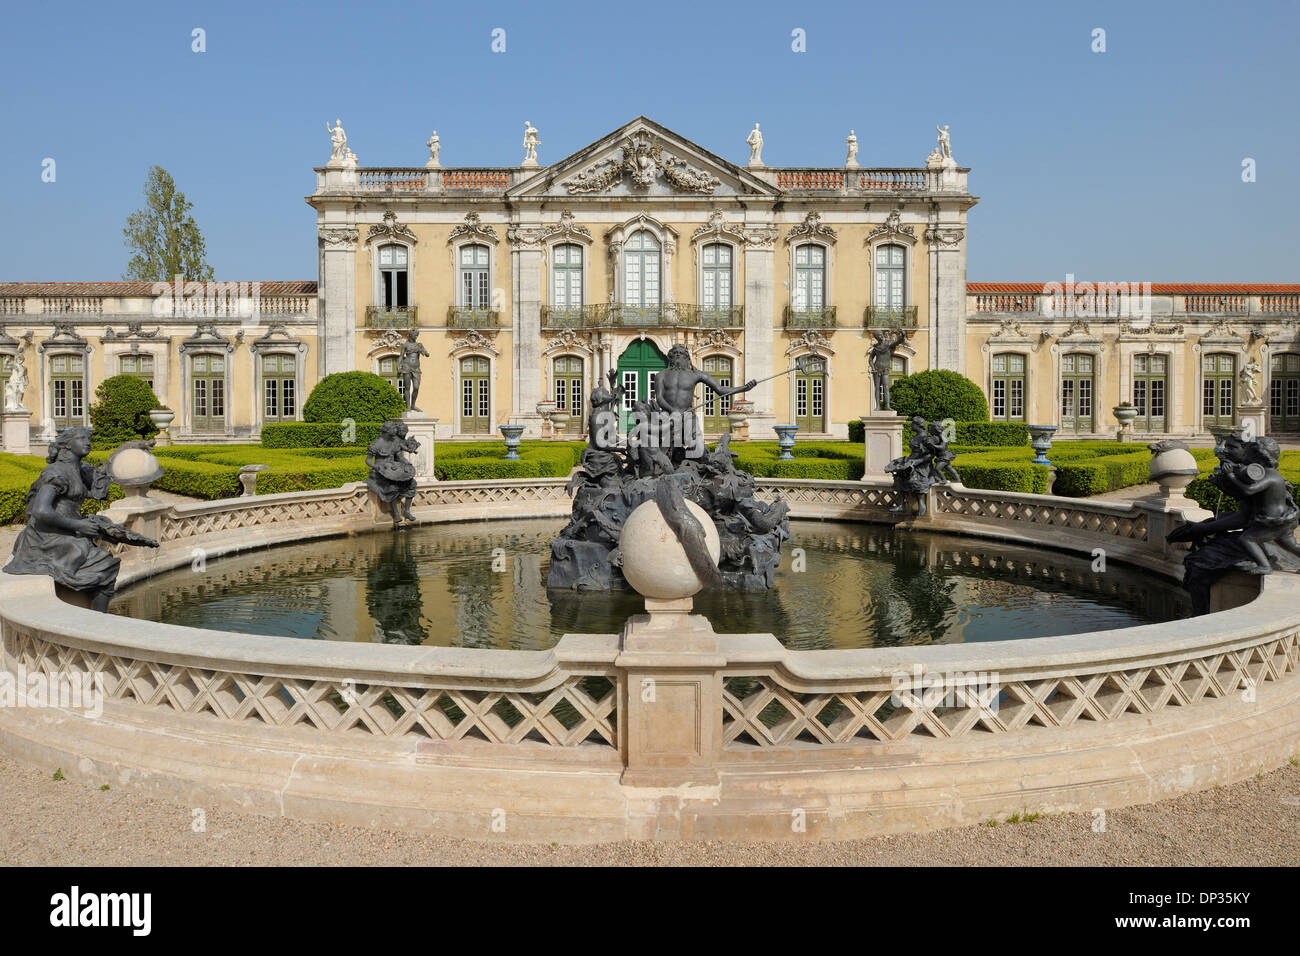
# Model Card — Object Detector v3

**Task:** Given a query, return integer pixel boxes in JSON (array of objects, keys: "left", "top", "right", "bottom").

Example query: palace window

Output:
[
  {"left": 262, "top": 353, "right": 297, "bottom": 422},
  {"left": 701, "top": 243, "right": 733, "bottom": 316},
  {"left": 378, "top": 244, "right": 409, "bottom": 310},
  {"left": 1060, "top": 353, "right": 1095, "bottom": 434},
  {"left": 793, "top": 244, "right": 826, "bottom": 312},
  {"left": 553, "top": 356, "right": 584, "bottom": 420},
  {"left": 459, "top": 244, "right": 491, "bottom": 311},
  {"left": 990, "top": 353, "right": 1025, "bottom": 421},
  {"left": 460, "top": 355, "right": 491, "bottom": 434},
  {"left": 703, "top": 355, "right": 733, "bottom": 432},
  {"left": 1270, "top": 353, "right": 1300, "bottom": 432},
  {"left": 378, "top": 355, "right": 406, "bottom": 404},
  {"left": 1132, "top": 353, "right": 1167, "bottom": 433},
  {"left": 1202, "top": 353, "right": 1235, "bottom": 428},
  {"left": 552, "top": 243, "right": 583, "bottom": 315},
  {"left": 190, "top": 353, "right": 225, "bottom": 433},
  {"left": 874, "top": 243, "right": 906, "bottom": 315},
  {"left": 624, "top": 231, "right": 661, "bottom": 309},
  {"left": 118, "top": 353, "right": 155, "bottom": 390},
  {"left": 50, "top": 354, "right": 85, "bottom": 429}
]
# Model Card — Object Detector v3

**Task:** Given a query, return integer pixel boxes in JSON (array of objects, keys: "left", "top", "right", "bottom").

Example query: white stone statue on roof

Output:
[
  {"left": 746, "top": 123, "right": 764, "bottom": 167},
  {"left": 845, "top": 130, "right": 859, "bottom": 169},
  {"left": 426, "top": 130, "right": 441, "bottom": 168},
  {"left": 522, "top": 121, "right": 540, "bottom": 167}
]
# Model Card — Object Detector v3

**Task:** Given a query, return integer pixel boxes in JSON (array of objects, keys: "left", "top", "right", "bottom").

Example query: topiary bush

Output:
[
  {"left": 889, "top": 370, "right": 989, "bottom": 423},
  {"left": 88, "top": 375, "right": 161, "bottom": 448},
  {"left": 301, "top": 372, "right": 404, "bottom": 424}
]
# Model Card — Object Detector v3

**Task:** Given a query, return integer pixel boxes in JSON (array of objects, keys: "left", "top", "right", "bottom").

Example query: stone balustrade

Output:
[{"left": 969, "top": 287, "right": 1300, "bottom": 318}]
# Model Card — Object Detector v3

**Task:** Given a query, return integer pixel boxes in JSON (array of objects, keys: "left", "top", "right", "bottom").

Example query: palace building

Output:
[{"left": 1, "top": 115, "right": 1298, "bottom": 450}]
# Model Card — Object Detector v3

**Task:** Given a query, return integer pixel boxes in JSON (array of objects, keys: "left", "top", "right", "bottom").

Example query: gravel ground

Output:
[{"left": 1, "top": 750, "right": 1296, "bottom": 866}]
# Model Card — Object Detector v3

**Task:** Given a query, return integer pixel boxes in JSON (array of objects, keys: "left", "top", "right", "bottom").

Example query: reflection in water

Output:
[{"left": 112, "top": 519, "right": 1190, "bottom": 651}]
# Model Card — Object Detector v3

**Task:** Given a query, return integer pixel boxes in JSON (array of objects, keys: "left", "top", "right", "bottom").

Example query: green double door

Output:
[{"left": 616, "top": 340, "right": 667, "bottom": 433}]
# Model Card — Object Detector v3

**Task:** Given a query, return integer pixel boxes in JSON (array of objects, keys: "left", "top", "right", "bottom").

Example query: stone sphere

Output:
[
  {"left": 620, "top": 498, "right": 721, "bottom": 599},
  {"left": 1149, "top": 444, "right": 1199, "bottom": 489},
  {"left": 108, "top": 447, "right": 161, "bottom": 484}
]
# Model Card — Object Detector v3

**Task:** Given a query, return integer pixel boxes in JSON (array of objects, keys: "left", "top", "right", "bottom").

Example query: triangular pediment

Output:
[{"left": 506, "top": 116, "right": 776, "bottom": 200}]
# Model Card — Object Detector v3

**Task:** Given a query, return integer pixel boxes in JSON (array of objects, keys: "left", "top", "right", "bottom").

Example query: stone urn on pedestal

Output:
[
  {"left": 727, "top": 399, "right": 753, "bottom": 441},
  {"left": 499, "top": 424, "right": 525, "bottom": 461},
  {"left": 1027, "top": 425, "right": 1058, "bottom": 466},
  {"left": 536, "top": 400, "right": 558, "bottom": 440},
  {"left": 773, "top": 424, "right": 799, "bottom": 461},
  {"left": 148, "top": 407, "right": 175, "bottom": 446},
  {"left": 1113, "top": 402, "right": 1139, "bottom": 442},
  {"left": 550, "top": 411, "right": 571, "bottom": 441}
]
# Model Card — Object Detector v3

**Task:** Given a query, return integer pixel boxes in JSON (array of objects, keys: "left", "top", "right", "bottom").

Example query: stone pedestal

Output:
[
  {"left": 1, "top": 410, "right": 31, "bottom": 456},
  {"left": 402, "top": 412, "right": 438, "bottom": 479},
  {"left": 615, "top": 600, "right": 725, "bottom": 787},
  {"left": 1238, "top": 402, "right": 1266, "bottom": 442},
  {"left": 860, "top": 411, "right": 904, "bottom": 481}
]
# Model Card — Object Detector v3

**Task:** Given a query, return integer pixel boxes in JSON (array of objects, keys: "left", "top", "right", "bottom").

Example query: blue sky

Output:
[{"left": 1, "top": 0, "right": 1296, "bottom": 282}]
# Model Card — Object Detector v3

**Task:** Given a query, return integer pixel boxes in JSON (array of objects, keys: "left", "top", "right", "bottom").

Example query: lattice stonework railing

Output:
[
  {"left": 721, "top": 630, "right": 1299, "bottom": 750},
  {"left": 159, "top": 489, "right": 372, "bottom": 543},
  {"left": 934, "top": 489, "right": 1148, "bottom": 541},
  {"left": 3, "top": 628, "right": 618, "bottom": 748}
]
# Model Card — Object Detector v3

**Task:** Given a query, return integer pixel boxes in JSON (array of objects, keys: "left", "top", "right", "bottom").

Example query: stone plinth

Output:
[
  {"left": 1238, "top": 402, "right": 1266, "bottom": 442},
  {"left": 860, "top": 412, "right": 904, "bottom": 481},
  {"left": 402, "top": 412, "right": 438, "bottom": 479},
  {"left": 615, "top": 601, "right": 725, "bottom": 788},
  {"left": 1, "top": 410, "right": 31, "bottom": 455}
]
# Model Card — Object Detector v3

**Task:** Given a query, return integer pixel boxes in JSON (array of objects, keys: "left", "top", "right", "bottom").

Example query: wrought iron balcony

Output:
[
  {"left": 540, "top": 303, "right": 744, "bottom": 330},
  {"left": 864, "top": 306, "right": 919, "bottom": 329},
  {"left": 447, "top": 307, "right": 501, "bottom": 329},
  {"left": 783, "top": 306, "right": 838, "bottom": 330},
  {"left": 365, "top": 305, "right": 418, "bottom": 328}
]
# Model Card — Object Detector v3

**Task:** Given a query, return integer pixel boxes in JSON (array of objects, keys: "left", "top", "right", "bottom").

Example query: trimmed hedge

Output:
[
  {"left": 848, "top": 420, "right": 1027, "bottom": 447},
  {"left": 260, "top": 421, "right": 387, "bottom": 448},
  {"left": 730, "top": 441, "right": 865, "bottom": 480},
  {"left": 88, "top": 375, "right": 161, "bottom": 449},
  {"left": 1, "top": 453, "right": 125, "bottom": 524},
  {"left": 301, "top": 372, "right": 405, "bottom": 423},
  {"left": 950, "top": 452, "right": 1051, "bottom": 494},
  {"left": 889, "top": 370, "right": 989, "bottom": 422},
  {"left": 434, "top": 441, "right": 584, "bottom": 481}
]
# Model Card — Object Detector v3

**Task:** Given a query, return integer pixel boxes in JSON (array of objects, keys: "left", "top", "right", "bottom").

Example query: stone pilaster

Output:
[
  {"left": 743, "top": 232, "right": 777, "bottom": 439},
  {"left": 511, "top": 240, "right": 545, "bottom": 437},
  {"left": 318, "top": 226, "right": 358, "bottom": 376},
  {"left": 927, "top": 218, "right": 967, "bottom": 373}
]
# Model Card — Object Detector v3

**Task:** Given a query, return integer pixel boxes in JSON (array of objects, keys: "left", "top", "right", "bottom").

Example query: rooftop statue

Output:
[
  {"left": 1167, "top": 434, "right": 1300, "bottom": 614},
  {"left": 522, "top": 121, "right": 541, "bottom": 165},
  {"left": 3, "top": 426, "right": 158, "bottom": 611},
  {"left": 886, "top": 416, "right": 961, "bottom": 517},
  {"left": 746, "top": 123, "right": 763, "bottom": 166}
]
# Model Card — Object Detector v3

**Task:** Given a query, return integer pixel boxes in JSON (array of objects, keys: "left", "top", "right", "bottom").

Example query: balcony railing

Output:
[
  {"left": 41, "top": 296, "right": 103, "bottom": 314},
  {"left": 783, "top": 305, "right": 838, "bottom": 330},
  {"left": 365, "top": 305, "right": 418, "bottom": 328},
  {"left": 772, "top": 168, "right": 932, "bottom": 193},
  {"left": 1260, "top": 294, "right": 1300, "bottom": 313},
  {"left": 864, "top": 306, "right": 919, "bottom": 329},
  {"left": 447, "top": 307, "right": 501, "bottom": 329},
  {"left": 1184, "top": 294, "right": 1248, "bottom": 314},
  {"left": 974, "top": 293, "right": 1038, "bottom": 313},
  {"left": 540, "top": 303, "right": 744, "bottom": 330}
]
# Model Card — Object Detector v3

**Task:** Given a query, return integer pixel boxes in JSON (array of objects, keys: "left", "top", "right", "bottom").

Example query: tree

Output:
[
  {"left": 88, "top": 375, "right": 162, "bottom": 449},
  {"left": 889, "top": 369, "right": 990, "bottom": 422},
  {"left": 121, "top": 165, "right": 215, "bottom": 282}
]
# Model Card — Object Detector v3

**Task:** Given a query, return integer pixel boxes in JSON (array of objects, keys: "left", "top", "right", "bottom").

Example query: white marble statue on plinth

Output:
[
  {"left": 746, "top": 123, "right": 764, "bottom": 167},
  {"left": 425, "top": 130, "right": 441, "bottom": 168},
  {"left": 845, "top": 130, "right": 859, "bottom": 168},
  {"left": 522, "top": 121, "right": 540, "bottom": 167}
]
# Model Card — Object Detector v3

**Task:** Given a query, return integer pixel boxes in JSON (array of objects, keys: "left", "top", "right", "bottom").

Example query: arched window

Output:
[
  {"left": 552, "top": 244, "right": 583, "bottom": 317},
  {"left": 702, "top": 355, "right": 733, "bottom": 432},
  {"left": 1270, "top": 353, "right": 1300, "bottom": 432},
  {"left": 189, "top": 353, "right": 225, "bottom": 434},
  {"left": 49, "top": 354, "right": 86, "bottom": 429},
  {"left": 378, "top": 244, "right": 409, "bottom": 311},
  {"left": 1061, "top": 353, "right": 1095, "bottom": 433},
  {"left": 624, "top": 231, "right": 661, "bottom": 309},
  {"left": 119, "top": 353, "right": 155, "bottom": 390},
  {"left": 701, "top": 243, "right": 733, "bottom": 320},
  {"left": 793, "top": 244, "right": 827, "bottom": 315},
  {"left": 991, "top": 353, "right": 1026, "bottom": 421},
  {"left": 460, "top": 355, "right": 491, "bottom": 434},
  {"left": 459, "top": 244, "right": 491, "bottom": 311},
  {"left": 262, "top": 353, "right": 297, "bottom": 422},
  {"left": 1132, "top": 353, "right": 1167, "bottom": 433},
  {"left": 1202, "top": 353, "right": 1235, "bottom": 428},
  {"left": 874, "top": 244, "right": 906, "bottom": 319}
]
